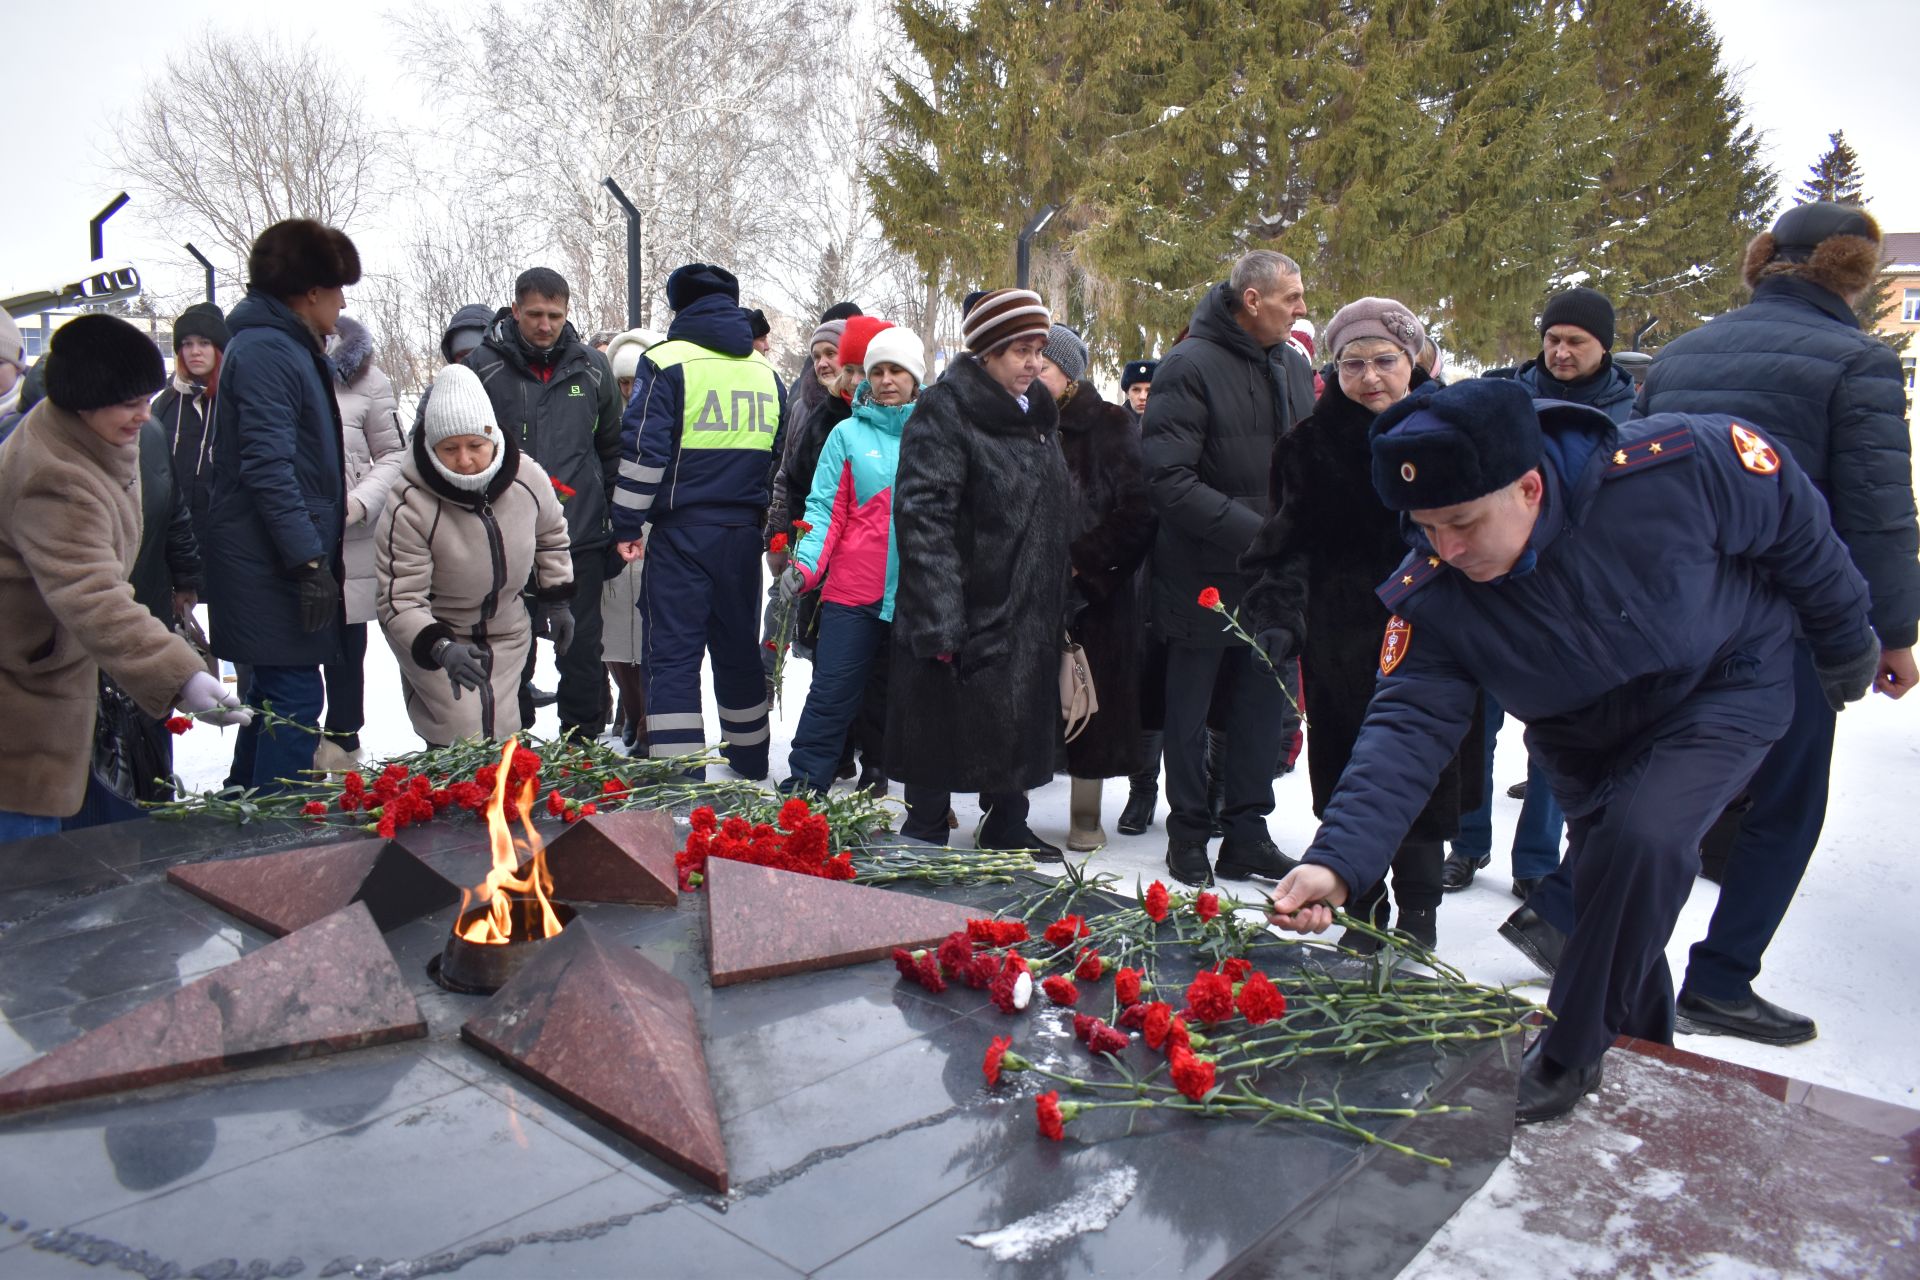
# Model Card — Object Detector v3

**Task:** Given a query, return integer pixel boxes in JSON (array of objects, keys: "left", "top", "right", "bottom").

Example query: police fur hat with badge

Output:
[
  {"left": 1369, "top": 379, "right": 1542, "bottom": 511},
  {"left": 1743, "top": 201, "right": 1883, "bottom": 298},
  {"left": 1121, "top": 360, "right": 1158, "bottom": 391},
  {"left": 664, "top": 262, "right": 739, "bottom": 310}
]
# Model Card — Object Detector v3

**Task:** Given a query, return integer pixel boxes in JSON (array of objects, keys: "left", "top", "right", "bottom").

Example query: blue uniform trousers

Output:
[
  {"left": 1455, "top": 692, "right": 1566, "bottom": 879},
  {"left": 1540, "top": 721, "right": 1775, "bottom": 1070},
  {"left": 787, "top": 602, "right": 889, "bottom": 791},
  {"left": 227, "top": 665, "right": 324, "bottom": 795},
  {"left": 640, "top": 523, "right": 771, "bottom": 777},
  {"left": 1682, "top": 642, "right": 1834, "bottom": 1001}
]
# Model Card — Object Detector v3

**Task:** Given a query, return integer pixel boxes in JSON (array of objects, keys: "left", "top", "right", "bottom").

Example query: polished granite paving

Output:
[{"left": 0, "top": 816, "right": 1518, "bottom": 1278}]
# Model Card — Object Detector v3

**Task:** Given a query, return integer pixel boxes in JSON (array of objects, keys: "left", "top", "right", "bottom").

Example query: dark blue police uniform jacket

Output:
[{"left": 1302, "top": 402, "right": 1873, "bottom": 902}]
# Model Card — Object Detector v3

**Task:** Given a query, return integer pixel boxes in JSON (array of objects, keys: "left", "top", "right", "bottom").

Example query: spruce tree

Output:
[{"left": 1798, "top": 131, "right": 1865, "bottom": 205}]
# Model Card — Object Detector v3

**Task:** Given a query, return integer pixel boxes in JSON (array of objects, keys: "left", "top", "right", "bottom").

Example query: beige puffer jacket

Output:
[
  {"left": 333, "top": 323, "right": 406, "bottom": 626},
  {"left": 374, "top": 428, "right": 571, "bottom": 745}
]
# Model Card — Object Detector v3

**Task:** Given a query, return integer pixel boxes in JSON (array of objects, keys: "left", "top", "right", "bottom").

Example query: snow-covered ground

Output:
[{"left": 172, "top": 614, "right": 1919, "bottom": 1114}]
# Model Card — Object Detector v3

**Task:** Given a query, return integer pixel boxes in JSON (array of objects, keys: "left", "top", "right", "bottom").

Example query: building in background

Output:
[{"left": 1875, "top": 232, "right": 1920, "bottom": 430}]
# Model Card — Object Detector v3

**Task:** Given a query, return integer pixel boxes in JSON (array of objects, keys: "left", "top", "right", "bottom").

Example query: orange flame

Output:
[{"left": 456, "top": 737, "right": 563, "bottom": 944}]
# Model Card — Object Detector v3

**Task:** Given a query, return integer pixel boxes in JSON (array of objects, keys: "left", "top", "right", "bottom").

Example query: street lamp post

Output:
[
  {"left": 1016, "top": 204, "right": 1058, "bottom": 290},
  {"left": 184, "top": 244, "right": 217, "bottom": 305},
  {"left": 90, "top": 194, "right": 130, "bottom": 262},
  {"left": 603, "top": 177, "right": 644, "bottom": 329}
]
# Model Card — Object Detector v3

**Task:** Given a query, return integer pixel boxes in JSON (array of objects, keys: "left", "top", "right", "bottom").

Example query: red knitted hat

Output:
[{"left": 838, "top": 316, "right": 893, "bottom": 371}]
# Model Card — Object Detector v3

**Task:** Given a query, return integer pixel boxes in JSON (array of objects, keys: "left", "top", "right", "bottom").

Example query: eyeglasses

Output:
[{"left": 1337, "top": 353, "right": 1405, "bottom": 379}]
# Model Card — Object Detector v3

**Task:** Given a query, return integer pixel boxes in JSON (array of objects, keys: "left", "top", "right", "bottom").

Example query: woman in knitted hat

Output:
[
  {"left": 777, "top": 324, "right": 928, "bottom": 796},
  {"left": 0, "top": 315, "right": 251, "bottom": 840},
  {"left": 1034, "top": 325, "right": 1155, "bottom": 852},
  {"left": 374, "top": 363, "right": 574, "bottom": 746},
  {"left": 600, "top": 327, "right": 665, "bottom": 750},
  {"left": 1240, "top": 296, "right": 1482, "bottom": 951},
  {"left": 886, "top": 288, "right": 1073, "bottom": 857}
]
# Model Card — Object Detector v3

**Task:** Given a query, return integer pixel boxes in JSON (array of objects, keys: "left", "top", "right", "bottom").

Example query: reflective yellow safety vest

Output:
[{"left": 643, "top": 340, "right": 782, "bottom": 455}]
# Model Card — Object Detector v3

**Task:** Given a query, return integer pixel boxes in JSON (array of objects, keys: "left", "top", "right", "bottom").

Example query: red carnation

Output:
[
  {"left": 1169, "top": 1046, "right": 1216, "bottom": 1101},
  {"left": 967, "top": 918, "right": 1029, "bottom": 947},
  {"left": 376, "top": 814, "right": 397, "bottom": 839},
  {"left": 1235, "top": 971, "right": 1287, "bottom": 1025},
  {"left": 1075, "top": 950, "right": 1106, "bottom": 981},
  {"left": 1196, "top": 892, "right": 1220, "bottom": 923},
  {"left": 769, "top": 532, "right": 789, "bottom": 554},
  {"left": 343, "top": 771, "right": 366, "bottom": 795},
  {"left": 892, "top": 948, "right": 919, "bottom": 982},
  {"left": 914, "top": 952, "right": 947, "bottom": 993},
  {"left": 1144, "top": 881, "right": 1170, "bottom": 922},
  {"left": 552, "top": 478, "right": 576, "bottom": 499},
  {"left": 1115, "top": 967, "right": 1143, "bottom": 1006},
  {"left": 937, "top": 930, "right": 974, "bottom": 976},
  {"left": 580, "top": 802, "right": 597, "bottom": 817},
  {"left": 1087, "top": 1021, "right": 1130, "bottom": 1056},
  {"left": 1036, "top": 1091, "right": 1067, "bottom": 1142},
  {"left": 983, "top": 1035, "right": 1013, "bottom": 1086},
  {"left": 777, "top": 796, "right": 812, "bottom": 831},
  {"left": 602, "top": 777, "right": 628, "bottom": 798},
  {"left": 1117, "top": 1001, "right": 1149, "bottom": 1029},
  {"left": 302, "top": 801, "right": 326, "bottom": 817},
  {"left": 1166, "top": 1015, "right": 1192, "bottom": 1053},
  {"left": 690, "top": 806, "right": 718, "bottom": 833},
  {"left": 1185, "top": 970, "right": 1235, "bottom": 1024},
  {"left": 546, "top": 789, "right": 567, "bottom": 817},
  {"left": 1197, "top": 586, "right": 1222, "bottom": 610},
  {"left": 1072, "top": 1012, "right": 1097, "bottom": 1042},
  {"left": 792, "top": 519, "right": 813, "bottom": 533},
  {"left": 1041, "top": 975, "right": 1079, "bottom": 1007},
  {"left": 1141, "top": 1001, "right": 1174, "bottom": 1049},
  {"left": 164, "top": 715, "right": 194, "bottom": 735},
  {"left": 1043, "top": 915, "right": 1090, "bottom": 948},
  {"left": 961, "top": 953, "right": 999, "bottom": 989},
  {"left": 1220, "top": 957, "right": 1253, "bottom": 983}
]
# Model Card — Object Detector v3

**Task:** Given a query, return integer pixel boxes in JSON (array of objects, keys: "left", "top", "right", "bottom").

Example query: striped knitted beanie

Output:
[{"left": 962, "top": 289, "right": 1050, "bottom": 354}]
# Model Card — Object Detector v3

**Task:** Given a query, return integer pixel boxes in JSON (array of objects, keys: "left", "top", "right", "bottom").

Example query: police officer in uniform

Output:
[
  {"left": 1266, "top": 379, "right": 1878, "bottom": 1122},
  {"left": 613, "top": 264, "right": 785, "bottom": 778}
]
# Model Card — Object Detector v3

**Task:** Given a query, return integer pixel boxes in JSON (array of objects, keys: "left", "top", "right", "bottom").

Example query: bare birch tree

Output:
[{"left": 116, "top": 29, "right": 394, "bottom": 283}]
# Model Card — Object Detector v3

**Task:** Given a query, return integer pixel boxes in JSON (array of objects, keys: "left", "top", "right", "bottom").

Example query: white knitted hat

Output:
[
  {"left": 424, "top": 364, "right": 497, "bottom": 446},
  {"left": 606, "top": 328, "right": 666, "bottom": 381},
  {"left": 862, "top": 326, "right": 926, "bottom": 385}
]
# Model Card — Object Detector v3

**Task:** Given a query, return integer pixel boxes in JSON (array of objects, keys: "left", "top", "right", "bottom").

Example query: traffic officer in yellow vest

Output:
[{"left": 613, "top": 264, "right": 785, "bottom": 777}]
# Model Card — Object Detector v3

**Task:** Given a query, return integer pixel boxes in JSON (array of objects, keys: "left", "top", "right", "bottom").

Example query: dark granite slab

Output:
[
  {"left": 0, "top": 903, "right": 426, "bottom": 1115},
  {"left": 705, "top": 857, "right": 979, "bottom": 987},
  {"left": 462, "top": 919, "right": 729, "bottom": 1192},
  {"left": 535, "top": 809, "right": 680, "bottom": 905},
  {"left": 167, "top": 836, "right": 460, "bottom": 936}
]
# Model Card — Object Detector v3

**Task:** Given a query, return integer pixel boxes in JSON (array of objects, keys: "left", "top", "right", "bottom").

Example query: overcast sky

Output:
[{"left": 5, "top": 0, "right": 1914, "bottom": 309}]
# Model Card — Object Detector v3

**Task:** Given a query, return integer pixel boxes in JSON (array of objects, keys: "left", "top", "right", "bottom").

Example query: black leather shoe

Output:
[
  {"left": 1215, "top": 835, "right": 1297, "bottom": 881},
  {"left": 1511, "top": 876, "right": 1541, "bottom": 901},
  {"left": 855, "top": 765, "right": 887, "bottom": 796},
  {"left": 1506, "top": 779, "right": 1529, "bottom": 800},
  {"left": 1397, "top": 906, "right": 1438, "bottom": 950},
  {"left": 1675, "top": 988, "right": 1817, "bottom": 1045},
  {"left": 1117, "top": 787, "right": 1156, "bottom": 836},
  {"left": 1165, "top": 838, "right": 1213, "bottom": 887},
  {"left": 1498, "top": 905, "right": 1566, "bottom": 976},
  {"left": 1441, "top": 852, "right": 1489, "bottom": 892},
  {"left": 979, "top": 824, "right": 1064, "bottom": 863},
  {"left": 528, "top": 683, "right": 558, "bottom": 708},
  {"left": 1338, "top": 927, "right": 1383, "bottom": 955},
  {"left": 1515, "top": 1037, "right": 1603, "bottom": 1124}
]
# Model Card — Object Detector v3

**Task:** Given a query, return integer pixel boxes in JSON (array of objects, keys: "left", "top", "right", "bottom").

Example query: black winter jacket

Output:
[
  {"left": 152, "top": 377, "right": 217, "bottom": 551},
  {"left": 1142, "top": 281, "right": 1315, "bottom": 643},
  {"left": 886, "top": 356, "right": 1072, "bottom": 793},
  {"left": 1635, "top": 276, "right": 1920, "bottom": 648},
  {"left": 132, "top": 418, "right": 200, "bottom": 623},
  {"left": 466, "top": 313, "right": 622, "bottom": 552}
]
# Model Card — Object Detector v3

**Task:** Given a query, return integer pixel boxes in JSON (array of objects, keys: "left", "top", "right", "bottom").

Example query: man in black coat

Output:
[
  {"left": 465, "top": 268, "right": 622, "bottom": 740},
  {"left": 1508, "top": 202, "right": 1918, "bottom": 1047},
  {"left": 1142, "top": 250, "right": 1316, "bottom": 886}
]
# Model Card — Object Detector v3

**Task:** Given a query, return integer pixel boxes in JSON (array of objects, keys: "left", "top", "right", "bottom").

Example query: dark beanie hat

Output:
[
  {"left": 248, "top": 219, "right": 361, "bottom": 298},
  {"left": 1369, "top": 379, "right": 1542, "bottom": 511},
  {"left": 745, "top": 308, "right": 770, "bottom": 339},
  {"left": 45, "top": 315, "right": 167, "bottom": 412},
  {"left": 1539, "top": 287, "right": 1614, "bottom": 349},
  {"left": 665, "top": 262, "right": 739, "bottom": 310},
  {"left": 960, "top": 290, "right": 989, "bottom": 317},
  {"left": 820, "top": 301, "right": 862, "bottom": 322},
  {"left": 172, "top": 302, "right": 230, "bottom": 352}
]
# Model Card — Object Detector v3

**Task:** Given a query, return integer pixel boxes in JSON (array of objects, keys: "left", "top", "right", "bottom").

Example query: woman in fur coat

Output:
[
  {"left": 1240, "top": 298, "right": 1481, "bottom": 951},
  {"left": 375, "top": 364, "right": 573, "bottom": 746},
  {"left": 886, "top": 289, "right": 1072, "bottom": 857},
  {"left": 317, "top": 315, "right": 405, "bottom": 772},
  {"left": 1034, "top": 326, "right": 1156, "bottom": 851}
]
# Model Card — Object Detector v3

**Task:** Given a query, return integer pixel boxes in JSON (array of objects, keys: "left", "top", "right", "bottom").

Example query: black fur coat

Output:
[
  {"left": 1058, "top": 381, "right": 1155, "bottom": 778},
  {"left": 886, "top": 355, "right": 1073, "bottom": 793},
  {"left": 1241, "top": 369, "right": 1481, "bottom": 839}
]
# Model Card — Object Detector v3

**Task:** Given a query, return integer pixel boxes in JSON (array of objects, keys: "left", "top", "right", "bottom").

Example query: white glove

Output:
[{"left": 176, "top": 669, "right": 254, "bottom": 728}]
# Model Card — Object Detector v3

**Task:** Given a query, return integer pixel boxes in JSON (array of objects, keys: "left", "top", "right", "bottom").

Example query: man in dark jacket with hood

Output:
[
  {"left": 203, "top": 219, "right": 358, "bottom": 792},
  {"left": 613, "top": 263, "right": 786, "bottom": 779},
  {"left": 1143, "top": 250, "right": 1315, "bottom": 886},
  {"left": 1506, "top": 203, "right": 1920, "bottom": 1048},
  {"left": 465, "top": 269, "right": 622, "bottom": 740}
]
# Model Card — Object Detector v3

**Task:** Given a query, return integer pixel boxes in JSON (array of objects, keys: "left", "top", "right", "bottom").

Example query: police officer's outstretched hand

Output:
[
  {"left": 1817, "top": 636, "right": 1881, "bottom": 711},
  {"left": 1267, "top": 864, "right": 1348, "bottom": 935}
]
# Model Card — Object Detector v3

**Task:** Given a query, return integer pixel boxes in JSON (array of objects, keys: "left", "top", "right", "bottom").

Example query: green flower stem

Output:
[{"left": 1205, "top": 601, "right": 1310, "bottom": 728}]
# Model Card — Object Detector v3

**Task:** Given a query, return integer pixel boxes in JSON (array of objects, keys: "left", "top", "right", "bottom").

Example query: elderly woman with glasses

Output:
[{"left": 1238, "top": 297, "right": 1481, "bottom": 953}]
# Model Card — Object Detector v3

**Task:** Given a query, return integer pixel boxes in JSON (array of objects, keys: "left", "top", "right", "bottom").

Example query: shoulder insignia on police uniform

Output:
[
  {"left": 1376, "top": 551, "right": 1445, "bottom": 610},
  {"left": 1730, "top": 422, "right": 1780, "bottom": 475},
  {"left": 1379, "top": 615, "right": 1412, "bottom": 675},
  {"left": 1603, "top": 426, "right": 1695, "bottom": 479}
]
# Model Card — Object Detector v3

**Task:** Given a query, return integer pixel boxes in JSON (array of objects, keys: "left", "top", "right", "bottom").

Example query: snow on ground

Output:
[{"left": 173, "top": 616, "right": 1919, "bottom": 1109}]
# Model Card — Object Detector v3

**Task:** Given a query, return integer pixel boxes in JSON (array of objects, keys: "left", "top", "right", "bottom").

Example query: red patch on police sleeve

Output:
[
  {"left": 1379, "top": 615, "right": 1412, "bottom": 675},
  {"left": 1730, "top": 423, "right": 1779, "bottom": 475}
]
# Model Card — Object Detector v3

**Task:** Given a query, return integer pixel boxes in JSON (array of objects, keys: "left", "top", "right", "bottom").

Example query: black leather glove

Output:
[
  {"left": 536, "top": 601, "right": 575, "bottom": 657},
  {"left": 1254, "top": 627, "right": 1297, "bottom": 669},
  {"left": 433, "top": 638, "right": 488, "bottom": 700},
  {"left": 290, "top": 561, "right": 340, "bottom": 633},
  {"left": 1816, "top": 637, "right": 1881, "bottom": 711}
]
